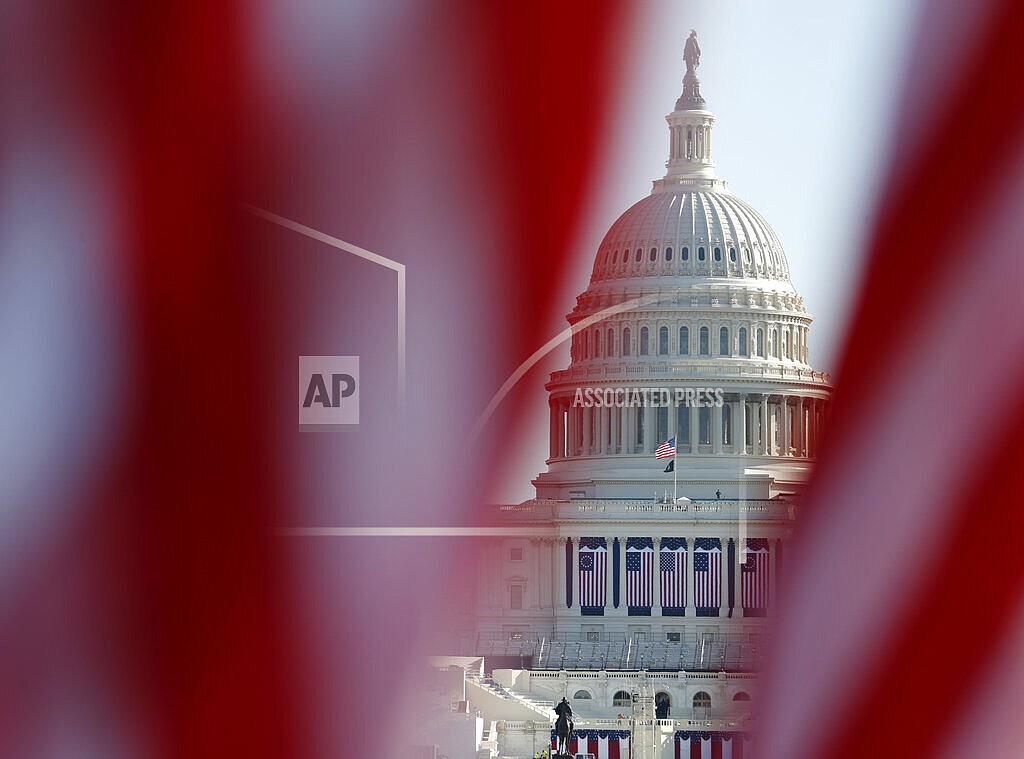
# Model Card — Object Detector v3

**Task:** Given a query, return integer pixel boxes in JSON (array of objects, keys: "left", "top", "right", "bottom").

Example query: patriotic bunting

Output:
[{"left": 625, "top": 538, "right": 654, "bottom": 614}]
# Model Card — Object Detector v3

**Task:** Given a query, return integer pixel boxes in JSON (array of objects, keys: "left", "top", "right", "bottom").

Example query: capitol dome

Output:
[
  {"left": 533, "top": 34, "right": 832, "bottom": 501},
  {"left": 591, "top": 189, "right": 792, "bottom": 285}
]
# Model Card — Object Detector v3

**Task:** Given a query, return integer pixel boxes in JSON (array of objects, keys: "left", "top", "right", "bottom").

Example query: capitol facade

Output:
[{"left": 432, "top": 33, "right": 832, "bottom": 759}]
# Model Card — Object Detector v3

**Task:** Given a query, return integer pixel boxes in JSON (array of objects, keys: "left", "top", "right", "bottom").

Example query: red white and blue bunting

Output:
[
  {"left": 550, "top": 729, "right": 630, "bottom": 758},
  {"left": 674, "top": 731, "right": 751, "bottom": 759}
]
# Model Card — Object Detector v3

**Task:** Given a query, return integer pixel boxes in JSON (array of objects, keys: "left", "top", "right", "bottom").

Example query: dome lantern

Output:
[{"left": 664, "top": 31, "right": 720, "bottom": 187}]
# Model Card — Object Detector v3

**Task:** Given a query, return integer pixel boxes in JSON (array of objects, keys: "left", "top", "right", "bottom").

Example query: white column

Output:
[
  {"left": 549, "top": 400, "right": 558, "bottom": 459},
  {"left": 712, "top": 404, "right": 723, "bottom": 454},
  {"left": 645, "top": 403, "right": 656, "bottom": 453},
  {"left": 780, "top": 397, "right": 791, "bottom": 456},
  {"left": 611, "top": 403, "right": 620, "bottom": 454},
  {"left": 582, "top": 405, "right": 592, "bottom": 456},
  {"left": 566, "top": 403, "right": 576, "bottom": 457},
  {"left": 796, "top": 397, "right": 806, "bottom": 457},
  {"left": 759, "top": 396, "right": 768, "bottom": 456},
  {"left": 689, "top": 403, "right": 700, "bottom": 454},
  {"left": 736, "top": 394, "right": 747, "bottom": 454}
]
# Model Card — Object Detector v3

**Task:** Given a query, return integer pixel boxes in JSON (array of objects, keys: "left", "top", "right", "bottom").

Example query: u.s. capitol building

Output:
[{"left": 430, "top": 32, "right": 832, "bottom": 759}]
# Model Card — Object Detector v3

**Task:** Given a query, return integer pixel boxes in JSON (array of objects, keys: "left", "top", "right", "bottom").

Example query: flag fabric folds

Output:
[
  {"left": 693, "top": 538, "right": 721, "bottom": 614},
  {"left": 626, "top": 538, "right": 654, "bottom": 613},
  {"left": 741, "top": 539, "right": 770, "bottom": 615},
  {"left": 660, "top": 538, "right": 687, "bottom": 613},
  {"left": 579, "top": 538, "right": 608, "bottom": 613},
  {"left": 655, "top": 437, "right": 676, "bottom": 458}
]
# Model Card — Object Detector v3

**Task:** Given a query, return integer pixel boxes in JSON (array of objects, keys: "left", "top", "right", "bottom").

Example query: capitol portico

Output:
[{"left": 439, "top": 32, "right": 833, "bottom": 759}]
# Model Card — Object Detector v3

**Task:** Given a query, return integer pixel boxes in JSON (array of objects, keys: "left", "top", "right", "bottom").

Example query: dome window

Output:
[
  {"left": 698, "top": 247, "right": 706, "bottom": 261},
  {"left": 699, "top": 326, "right": 709, "bottom": 355},
  {"left": 639, "top": 327, "right": 650, "bottom": 355},
  {"left": 720, "top": 326, "right": 730, "bottom": 356},
  {"left": 649, "top": 247, "right": 657, "bottom": 262},
  {"left": 679, "top": 326, "right": 689, "bottom": 355},
  {"left": 739, "top": 327, "right": 748, "bottom": 356},
  {"left": 623, "top": 327, "right": 632, "bottom": 356},
  {"left": 594, "top": 327, "right": 602, "bottom": 357},
  {"left": 729, "top": 247, "right": 737, "bottom": 262},
  {"left": 757, "top": 328, "right": 765, "bottom": 357},
  {"left": 611, "top": 250, "right": 618, "bottom": 264},
  {"left": 606, "top": 328, "right": 615, "bottom": 357},
  {"left": 665, "top": 246, "right": 673, "bottom": 261},
  {"left": 635, "top": 248, "right": 642, "bottom": 263},
  {"left": 744, "top": 249, "right": 751, "bottom": 264},
  {"left": 658, "top": 326, "right": 669, "bottom": 355},
  {"left": 714, "top": 247, "right": 721, "bottom": 262},
  {"left": 682, "top": 246, "right": 690, "bottom": 261}
]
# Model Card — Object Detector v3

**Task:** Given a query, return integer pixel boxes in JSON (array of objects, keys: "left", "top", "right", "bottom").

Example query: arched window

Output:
[
  {"left": 611, "top": 250, "right": 618, "bottom": 264},
  {"left": 693, "top": 692, "right": 712, "bottom": 709},
  {"left": 729, "top": 247, "right": 737, "bottom": 262},
  {"left": 574, "top": 690, "right": 593, "bottom": 700},
  {"left": 634, "top": 248, "right": 642, "bottom": 263},
  {"left": 732, "top": 692, "right": 751, "bottom": 702},
  {"left": 582, "top": 331, "right": 589, "bottom": 359},
  {"left": 720, "top": 326, "right": 730, "bottom": 356},
  {"left": 649, "top": 247, "right": 657, "bottom": 262},
  {"left": 682, "top": 246, "right": 690, "bottom": 261},
  {"left": 714, "top": 246, "right": 721, "bottom": 262},
  {"left": 665, "top": 246, "right": 673, "bottom": 261},
  {"left": 698, "top": 246, "right": 706, "bottom": 261},
  {"left": 658, "top": 326, "right": 669, "bottom": 355},
  {"left": 594, "top": 328, "right": 602, "bottom": 358},
  {"left": 738, "top": 327, "right": 748, "bottom": 356},
  {"left": 757, "top": 328, "right": 765, "bottom": 357},
  {"left": 744, "top": 248, "right": 751, "bottom": 264},
  {"left": 772, "top": 328, "right": 779, "bottom": 358},
  {"left": 639, "top": 327, "right": 649, "bottom": 355},
  {"left": 623, "top": 327, "right": 632, "bottom": 356},
  {"left": 613, "top": 691, "right": 632, "bottom": 707},
  {"left": 699, "top": 326, "right": 709, "bottom": 355},
  {"left": 679, "top": 326, "right": 689, "bottom": 355}
]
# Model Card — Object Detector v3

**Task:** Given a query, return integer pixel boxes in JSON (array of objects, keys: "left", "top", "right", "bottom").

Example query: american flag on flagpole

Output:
[
  {"left": 660, "top": 540, "right": 686, "bottom": 610},
  {"left": 742, "top": 539, "right": 770, "bottom": 614},
  {"left": 655, "top": 437, "right": 676, "bottom": 459},
  {"left": 579, "top": 539, "right": 607, "bottom": 610},
  {"left": 693, "top": 539, "right": 721, "bottom": 611},
  {"left": 626, "top": 539, "right": 653, "bottom": 611}
]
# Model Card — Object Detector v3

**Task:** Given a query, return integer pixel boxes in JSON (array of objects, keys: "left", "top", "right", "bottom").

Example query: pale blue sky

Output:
[{"left": 494, "top": 0, "right": 922, "bottom": 503}]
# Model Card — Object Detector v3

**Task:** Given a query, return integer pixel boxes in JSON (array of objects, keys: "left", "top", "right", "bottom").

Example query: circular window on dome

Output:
[
  {"left": 635, "top": 248, "right": 642, "bottom": 263},
  {"left": 665, "top": 247, "right": 673, "bottom": 261},
  {"left": 649, "top": 247, "right": 657, "bottom": 262},
  {"left": 714, "top": 247, "right": 721, "bottom": 261},
  {"left": 698, "top": 247, "right": 706, "bottom": 261},
  {"left": 729, "top": 247, "right": 737, "bottom": 262},
  {"left": 682, "top": 246, "right": 689, "bottom": 261}
]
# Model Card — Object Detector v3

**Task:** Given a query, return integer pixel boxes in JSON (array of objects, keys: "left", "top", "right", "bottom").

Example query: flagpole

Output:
[{"left": 673, "top": 435, "right": 678, "bottom": 502}]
